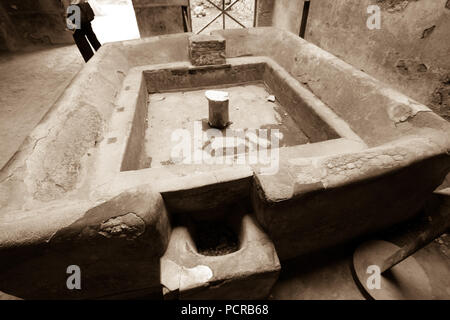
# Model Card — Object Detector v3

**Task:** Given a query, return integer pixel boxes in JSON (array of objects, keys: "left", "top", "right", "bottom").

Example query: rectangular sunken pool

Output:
[
  {"left": 105, "top": 56, "right": 363, "bottom": 175},
  {"left": 145, "top": 83, "right": 310, "bottom": 168}
]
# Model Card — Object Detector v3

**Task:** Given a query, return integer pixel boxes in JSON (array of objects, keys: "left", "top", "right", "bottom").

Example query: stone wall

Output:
[
  {"left": 0, "top": 0, "right": 73, "bottom": 50},
  {"left": 256, "top": 0, "right": 450, "bottom": 122},
  {"left": 305, "top": 0, "right": 450, "bottom": 122}
]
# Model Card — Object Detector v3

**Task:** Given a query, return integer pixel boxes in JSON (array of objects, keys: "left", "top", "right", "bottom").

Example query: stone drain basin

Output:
[
  {"left": 161, "top": 202, "right": 280, "bottom": 300},
  {"left": 0, "top": 29, "right": 448, "bottom": 299}
]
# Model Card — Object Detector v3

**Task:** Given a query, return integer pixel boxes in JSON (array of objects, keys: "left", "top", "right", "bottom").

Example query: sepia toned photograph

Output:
[{"left": 0, "top": 0, "right": 449, "bottom": 309}]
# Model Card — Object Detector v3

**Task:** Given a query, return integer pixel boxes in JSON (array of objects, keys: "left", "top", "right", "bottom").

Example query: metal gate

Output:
[{"left": 191, "top": 0, "right": 257, "bottom": 34}]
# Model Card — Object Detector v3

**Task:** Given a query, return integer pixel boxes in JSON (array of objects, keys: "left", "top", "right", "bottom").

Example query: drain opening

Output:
[
  {"left": 192, "top": 220, "right": 240, "bottom": 256},
  {"left": 172, "top": 201, "right": 251, "bottom": 256}
]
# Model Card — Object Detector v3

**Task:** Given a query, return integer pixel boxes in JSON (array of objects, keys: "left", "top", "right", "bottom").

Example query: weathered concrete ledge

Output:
[
  {"left": 253, "top": 136, "right": 450, "bottom": 260},
  {"left": 0, "top": 185, "right": 170, "bottom": 299}
]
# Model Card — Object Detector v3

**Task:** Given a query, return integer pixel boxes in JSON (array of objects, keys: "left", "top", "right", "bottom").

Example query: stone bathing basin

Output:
[{"left": 0, "top": 28, "right": 449, "bottom": 299}]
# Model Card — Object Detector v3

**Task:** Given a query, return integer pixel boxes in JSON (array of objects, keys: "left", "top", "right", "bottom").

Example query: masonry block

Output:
[{"left": 189, "top": 34, "right": 226, "bottom": 66}]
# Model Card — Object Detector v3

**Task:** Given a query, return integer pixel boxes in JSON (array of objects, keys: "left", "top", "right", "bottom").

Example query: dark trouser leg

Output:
[
  {"left": 182, "top": 6, "right": 189, "bottom": 32},
  {"left": 84, "top": 23, "right": 101, "bottom": 51},
  {"left": 73, "top": 30, "right": 94, "bottom": 62}
]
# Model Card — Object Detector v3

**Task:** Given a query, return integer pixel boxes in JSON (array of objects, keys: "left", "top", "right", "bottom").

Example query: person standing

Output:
[{"left": 67, "top": 0, "right": 101, "bottom": 62}]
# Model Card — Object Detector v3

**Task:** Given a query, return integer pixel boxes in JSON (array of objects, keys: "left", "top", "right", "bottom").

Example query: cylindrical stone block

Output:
[{"left": 206, "top": 90, "right": 229, "bottom": 129}]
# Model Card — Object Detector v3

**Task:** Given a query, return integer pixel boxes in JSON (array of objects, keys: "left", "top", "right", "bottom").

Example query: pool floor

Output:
[{"left": 144, "top": 83, "right": 310, "bottom": 168}]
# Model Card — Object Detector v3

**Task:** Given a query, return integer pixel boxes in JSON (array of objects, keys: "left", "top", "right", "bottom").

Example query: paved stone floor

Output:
[
  {"left": 270, "top": 238, "right": 450, "bottom": 300},
  {"left": 0, "top": 44, "right": 83, "bottom": 169}
]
